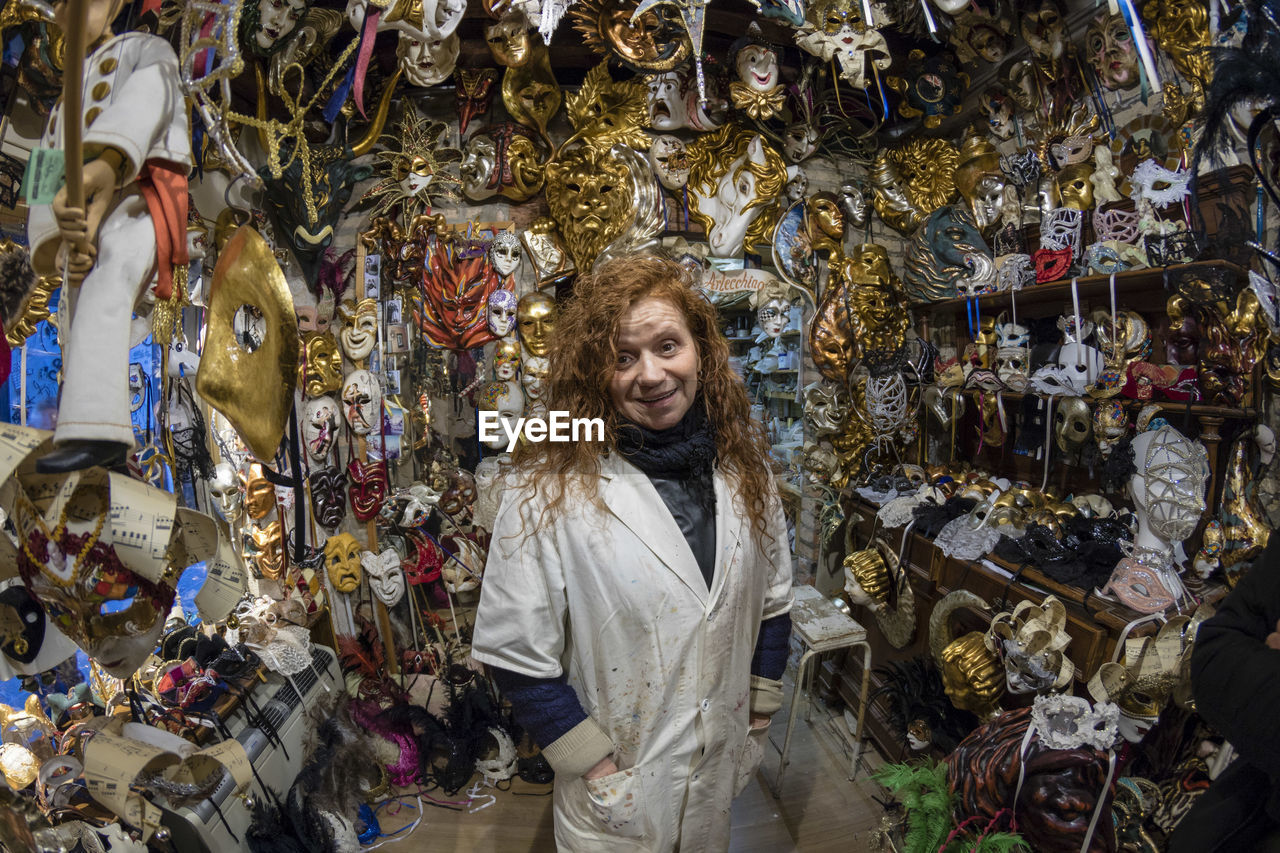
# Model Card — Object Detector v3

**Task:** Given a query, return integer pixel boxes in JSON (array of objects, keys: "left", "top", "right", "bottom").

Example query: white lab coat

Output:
[
  {"left": 26, "top": 32, "right": 190, "bottom": 446},
  {"left": 472, "top": 452, "right": 793, "bottom": 852}
]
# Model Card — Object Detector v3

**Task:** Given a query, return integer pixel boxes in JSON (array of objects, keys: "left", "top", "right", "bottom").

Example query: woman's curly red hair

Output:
[{"left": 511, "top": 254, "right": 776, "bottom": 544}]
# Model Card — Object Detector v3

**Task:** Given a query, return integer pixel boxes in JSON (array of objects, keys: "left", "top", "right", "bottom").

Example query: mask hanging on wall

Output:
[
  {"left": 342, "top": 369, "right": 383, "bottom": 436},
  {"left": 362, "top": 549, "right": 405, "bottom": 607},
  {"left": 197, "top": 227, "right": 299, "bottom": 462},
  {"left": 569, "top": 0, "right": 691, "bottom": 73},
  {"left": 886, "top": 50, "right": 969, "bottom": 129},
  {"left": 685, "top": 125, "right": 787, "bottom": 257},
  {"left": 298, "top": 331, "right": 344, "bottom": 399},
  {"left": 302, "top": 396, "right": 339, "bottom": 462},
  {"left": 454, "top": 67, "right": 500, "bottom": 136},
  {"left": 797, "top": 0, "right": 891, "bottom": 90},
  {"left": 324, "top": 533, "right": 363, "bottom": 594}
]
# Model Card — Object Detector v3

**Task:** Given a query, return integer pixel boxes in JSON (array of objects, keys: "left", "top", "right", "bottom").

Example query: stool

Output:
[{"left": 771, "top": 584, "right": 872, "bottom": 796}]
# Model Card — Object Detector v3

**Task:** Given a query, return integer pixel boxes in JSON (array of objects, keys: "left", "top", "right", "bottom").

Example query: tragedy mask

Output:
[
  {"left": 362, "top": 549, "right": 405, "bottom": 607},
  {"left": 197, "top": 226, "right": 299, "bottom": 461},
  {"left": 324, "top": 533, "right": 363, "bottom": 594},
  {"left": 517, "top": 292, "right": 557, "bottom": 357},
  {"left": 687, "top": 126, "right": 787, "bottom": 257},
  {"left": 302, "top": 395, "right": 339, "bottom": 462},
  {"left": 309, "top": 467, "right": 348, "bottom": 530},
  {"left": 338, "top": 298, "right": 379, "bottom": 363},
  {"left": 648, "top": 135, "right": 690, "bottom": 190},
  {"left": 342, "top": 369, "right": 383, "bottom": 436},
  {"left": 397, "top": 31, "right": 460, "bottom": 87},
  {"left": 298, "top": 331, "right": 344, "bottom": 398},
  {"left": 488, "top": 231, "right": 522, "bottom": 279},
  {"left": 1084, "top": 12, "right": 1139, "bottom": 90},
  {"left": 487, "top": 289, "right": 519, "bottom": 339}
]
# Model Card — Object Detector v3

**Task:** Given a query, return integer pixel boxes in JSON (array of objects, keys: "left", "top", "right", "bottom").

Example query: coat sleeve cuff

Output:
[
  {"left": 540, "top": 717, "right": 614, "bottom": 778},
  {"left": 750, "top": 675, "right": 784, "bottom": 716}
]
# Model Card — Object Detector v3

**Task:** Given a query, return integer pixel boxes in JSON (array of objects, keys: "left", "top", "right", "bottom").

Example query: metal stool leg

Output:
[
  {"left": 849, "top": 641, "right": 871, "bottom": 780},
  {"left": 772, "top": 647, "right": 816, "bottom": 798}
]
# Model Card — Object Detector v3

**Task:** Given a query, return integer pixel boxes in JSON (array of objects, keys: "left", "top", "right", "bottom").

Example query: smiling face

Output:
[
  {"left": 737, "top": 45, "right": 780, "bottom": 92},
  {"left": 610, "top": 297, "right": 699, "bottom": 430},
  {"left": 460, "top": 135, "right": 498, "bottom": 199}
]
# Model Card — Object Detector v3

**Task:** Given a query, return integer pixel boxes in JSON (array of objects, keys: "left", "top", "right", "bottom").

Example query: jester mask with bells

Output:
[
  {"left": 197, "top": 227, "right": 299, "bottom": 461},
  {"left": 729, "top": 24, "right": 784, "bottom": 120},
  {"left": 361, "top": 549, "right": 405, "bottom": 606},
  {"left": 797, "top": 0, "right": 891, "bottom": 91},
  {"left": 324, "top": 533, "right": 363, "bottom": 594},
  {"left": 686, "top": 125, "right": 787, "bottom": 257}
]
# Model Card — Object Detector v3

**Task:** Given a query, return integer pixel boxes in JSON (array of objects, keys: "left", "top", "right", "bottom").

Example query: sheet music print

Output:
[
  {"left": 0, "top": 423, "right": 51, "bottom": 483},
  {"left": 107, "top": 474, "right": 176, "bottom": 585},
  {"left": 195, "top": 526, "right": 247, "bottom": 622}
]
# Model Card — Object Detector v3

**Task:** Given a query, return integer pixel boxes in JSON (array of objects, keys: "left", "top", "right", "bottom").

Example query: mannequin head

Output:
[{"left": 1128, "top": 425, "right": 1209, "bottom": 550}]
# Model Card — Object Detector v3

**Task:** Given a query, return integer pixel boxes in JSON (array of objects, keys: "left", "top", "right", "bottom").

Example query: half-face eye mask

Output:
[
  {"left": 1101, "top": 557, "right": 1177, "bottom": 613},
  {"left": 1049, "top": 135, "right": 1094, "bottom": 169},
  {"left": 403, "top": 531, "right": 444, "bottom": 586},
  {"left": 1085, "top": 242, "right": 1131, "bottom": 275},
  {"left": 1144, "top": 230, "right": 1198, "bottom": 268},
  {"left": 324, "top": 533, "right": 363, "bottom": 594},
  {"left": 995, "top": 318, "right": 1030, "bottom": 349},
  {"left": 1093, "top": 206, "right": 1141, "bottom": 244},
  {"left": 197, "top": 226, "right": 300, "bottom": 461},
  {"left": 1040, "top": 207, "right": 1084, "bottom": 253},
  {"left": 1130, "top": 158, "right": 1191, "bottom": 207},
  {"left": 309, "top": 467, "right": 348, "bottom": 531},
  {"left": 440, "top": 534, "right": 483, "bottom": 593},
  {"left": 342, "top": 370, "right": 383, "bottom": 436},
  {"left": 995, "top": 254, "right": 1035, "bottom": 291},
  {"left": 924, "top": 385, "right": 966, "bottom": 427},
  {"left": 361, "top": 549, "right": 405, "bottom": 607},
  {"left": 1033, "top": 248, "right": 1073, "bottom": 283}
]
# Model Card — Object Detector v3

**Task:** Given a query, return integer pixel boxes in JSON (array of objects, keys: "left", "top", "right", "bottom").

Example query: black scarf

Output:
[{"left": 616, "top": 397, "right": 717, "bottom": 510}]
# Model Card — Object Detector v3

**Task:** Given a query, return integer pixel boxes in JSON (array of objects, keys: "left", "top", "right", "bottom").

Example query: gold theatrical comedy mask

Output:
[
  {"left": 299, "top": 331, "right": 344, "bottom": 398},
  {"left": 545, "top": 144, "right": 637, "bottom": 272},
  {"left": 570, "top": 0, "right": 691, "bottom": 72},
  {"left": 809, "top": 244, "right": 908, "bottom": 382},
  {"left": 197, "top": 226, "right": 299, "bottom": 461},
  {"left": 517, "top": 292, "right": 557, "bottom": 357}
]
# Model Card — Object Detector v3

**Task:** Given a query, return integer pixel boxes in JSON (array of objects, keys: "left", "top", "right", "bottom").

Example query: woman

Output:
[{"left": 472, "top": 255, "right": 793, "bottom": 851}]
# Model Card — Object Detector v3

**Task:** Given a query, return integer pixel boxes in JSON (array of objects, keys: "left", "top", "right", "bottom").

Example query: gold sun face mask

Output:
[{"left": 197, "top": 226, "right": 299, "bottom": 461}]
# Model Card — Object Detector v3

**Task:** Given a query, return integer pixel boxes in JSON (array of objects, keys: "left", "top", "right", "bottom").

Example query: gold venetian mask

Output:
[
  {"left": 249, "top": 520, "right": 284, "bottom": 581},
  {"left": 324, "top": 532, "right": 363, "bottom": 593},
  {"left": 1057, "top": 162, "right": 1096, "bottom": 211},
  {"left": 940, "top": 631, "right": 1006, "bottom": 716},
  {"left": 197, "top": 226, "right": 299, "bottom": 461},
  {"left": 570, "top": 0, "right": 691, "bottom": 72},
  {"left": 243, "top": 462, "right": 276, "bottom": 520},
  {"left": 502, "top": 40, "right": 562, "bottom": 140},
  {"left": 517, "top": 293, "right": 557, "bottom": 358},
  {"left": 485, "top": 12, "right": 533, "bottom": 67},
  {"left": 299, "top": 331, "right": 344, "bottom": 398},
  {"left": 545, "top": 143, "right": 637, "bottom": 271}
]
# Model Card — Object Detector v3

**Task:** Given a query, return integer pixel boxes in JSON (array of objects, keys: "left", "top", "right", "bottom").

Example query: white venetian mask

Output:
[
  {"left": 302, "top": 395, "right": 339, "bottom": 461},
  {"left": 361, "top": 549, "right": 405, "bottom": 607},
  {"left": 341, "top": 369, "right": 382, "bottom": 436},
  {"left": 648, "top": 135, "right": 690, "bottom": 190}
]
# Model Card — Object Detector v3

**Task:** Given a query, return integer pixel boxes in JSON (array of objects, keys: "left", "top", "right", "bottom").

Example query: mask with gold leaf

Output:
[
  {"left": 248, "top": 520, "right": 285, "bottom": 581},
  {"left": 459, "top": 122, "right": 548, "bottom": 203},
  {"left": 501, "top": 36, "right": 561, "bottom": 142},
  {"left": 338, "top": 298, "right": 379, "bottom": 363},
  {"left": 516, "top": 293, "right": 557, "bottom": 358},
  {"left": 686, "top": 125, "right": 787, "bottom": 257},
  {"left": 197, "top": 226, "right": 299, "bottom": 461},
  {"left": 569, "top": 0, "right": 691, "bottom": 72},
  {"left": 545, "top": 143, "right": 637, "bottom": 271},
  {"left": 324, "top": 532, "right": 364, "bottom": 594},
  {"left": 243, "top": 462, "right": 277, "bottom": 520},
  {"left": 299, "top": 331, "right": 343, "bottom": 398},
  {"left": 932, "top": 590, "right": 1004, "bottom": 717},
  {"left": 810, "top": 244, "right": 907, "bottom": 383}
]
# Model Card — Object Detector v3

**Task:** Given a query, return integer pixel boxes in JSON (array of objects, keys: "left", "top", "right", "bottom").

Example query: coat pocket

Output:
[
  {"left": 583, "top": 766, "right": 648, "bottom": 838},
  {"left": 733, "top": 726, "right": 770, "bottom": 797}
]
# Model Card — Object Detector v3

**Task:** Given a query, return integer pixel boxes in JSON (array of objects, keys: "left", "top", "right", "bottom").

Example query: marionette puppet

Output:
[{"left": 27, "top": 0, "right": 192, "bottom": 472}]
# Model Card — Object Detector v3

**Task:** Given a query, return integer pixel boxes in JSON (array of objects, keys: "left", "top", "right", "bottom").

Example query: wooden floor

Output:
[{"left": 376, "top": 654, "right": 889, "bottom": 851}]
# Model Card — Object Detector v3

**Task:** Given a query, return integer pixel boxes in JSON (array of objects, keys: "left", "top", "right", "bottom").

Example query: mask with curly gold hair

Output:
[
  {"left": 686, "top": 125, "right": 787, "bottom": 257},
  {"left": 545, "top": 144, "right": 637, "bottom": 271}
]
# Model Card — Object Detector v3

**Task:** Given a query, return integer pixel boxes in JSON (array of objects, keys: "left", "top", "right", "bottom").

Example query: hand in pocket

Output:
[{"left": 584, "top": 766, "right": 647, "bottom": 838}]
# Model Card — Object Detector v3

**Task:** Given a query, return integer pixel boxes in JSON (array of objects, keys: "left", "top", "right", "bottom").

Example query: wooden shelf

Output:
[
  {"left": 911, "top": 260, "right": 1248, "bottom": 315},
  {"left": 957, "top": 388, "right": 1258, "bottom": 420},
  {"left": 765, "top": 390, "right": 799, "bottom": 400}
]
